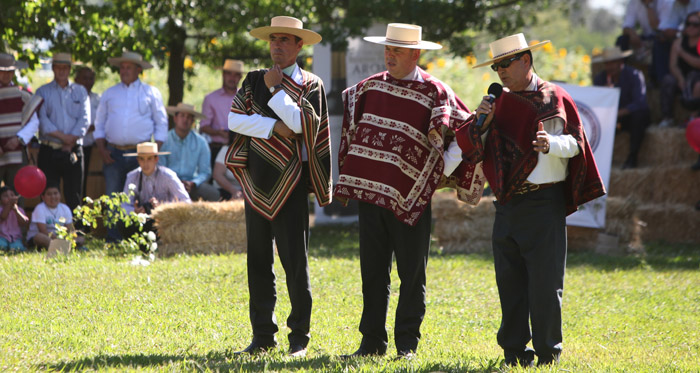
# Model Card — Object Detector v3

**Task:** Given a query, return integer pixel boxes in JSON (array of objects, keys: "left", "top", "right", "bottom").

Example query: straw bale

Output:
[
  {"left": 432, "top": 191, "right": 494, "bottom": 253},
  {"left": 152, "top": 200, "right": 246, "bottom": 257},
  {"left": 613, "top": 127, "right": 697, "bottom": 168},
  {"left": 637, "top": 203, "right": 700, "bottom": 243},
  {"left": 609, "top": 166, "right": 700, "bottom": 205}
]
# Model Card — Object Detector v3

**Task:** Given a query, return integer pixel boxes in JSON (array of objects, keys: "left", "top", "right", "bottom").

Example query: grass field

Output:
[{"left": 1, "top": 224, "right": 699, "bottom": 372}]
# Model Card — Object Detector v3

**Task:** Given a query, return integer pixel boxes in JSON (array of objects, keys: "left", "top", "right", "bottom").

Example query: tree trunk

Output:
[{"left": 166, "top": 23, "right": 187, "bottom": 129}]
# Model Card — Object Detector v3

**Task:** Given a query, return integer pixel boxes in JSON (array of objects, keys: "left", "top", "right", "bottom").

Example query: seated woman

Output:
[{"left": 26, "top": 184, "right": 84, "bottom": 249}]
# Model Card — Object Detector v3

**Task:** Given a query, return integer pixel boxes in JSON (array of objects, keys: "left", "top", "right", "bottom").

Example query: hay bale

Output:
[
  {"left": 432, "top": 191, "right": 494, "bottom": 253},
  {"left": 609, "top": 166, "right": 700, "bottom": 205},
  {"left": 637, "top": 203, "right": 700, "bottom": 243},
  {"left": 152, "top": 200, "right": 246, "bottom": 257},
  {"left": 613, "top": 127, "right": 698, "bottom": 168}
]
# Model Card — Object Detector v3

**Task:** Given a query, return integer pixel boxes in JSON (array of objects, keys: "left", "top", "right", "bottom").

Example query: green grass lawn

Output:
[{"left": 1, "top": 224, "right": 699, "bottom": 372}]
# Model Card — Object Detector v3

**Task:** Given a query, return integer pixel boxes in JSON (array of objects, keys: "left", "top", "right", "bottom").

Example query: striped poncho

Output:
[
  {"left": 0, "top": 86, "right": 42, "bottom": 166},
  {"left": 225, "top": 69, "right": 331, "bottom": 220}
]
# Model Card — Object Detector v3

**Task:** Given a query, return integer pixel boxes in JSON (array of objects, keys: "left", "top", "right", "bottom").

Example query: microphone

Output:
[{"left": 475, "top": 83, "right": 503, "bottom": 128}]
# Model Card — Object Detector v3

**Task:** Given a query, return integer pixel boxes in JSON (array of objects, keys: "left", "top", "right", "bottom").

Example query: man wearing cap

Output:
[
  {"left": 226, "top": 16, "right": 331, "bottom": 357},
  {"left": 201, "top": 59, "right": 244, "bottom": 169},
  {"left": 456, "top": 34, "right": 605, "bottom": 367},
  {"left": 121, "top": 142, "right": 190, "bottom": 253},
  {"left": 35, "top": 52, "right": 90, "bottom": 211},
  {"left": 159, "top": 102, "right": 219, "bottom": 201},
  {"left": 593, "top": 46, "right": 650, "bottom": 169},
  {"left": 335, "top": 23, "right": 483, "bottom": 359},
  {"left": 94, "top": 51, "right": 168, "bottom": 200},
  {"left": 0, "top": 53, "right": 42, "bottom": 190}
]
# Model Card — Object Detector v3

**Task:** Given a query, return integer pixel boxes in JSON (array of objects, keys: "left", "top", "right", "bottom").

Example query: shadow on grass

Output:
[{"left": 41, "top": 351, "right": 503, "bottom": 372}]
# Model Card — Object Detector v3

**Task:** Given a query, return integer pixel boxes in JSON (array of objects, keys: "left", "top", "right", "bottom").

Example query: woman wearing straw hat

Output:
[
  {"left": 335, "top": 23, "right": 483, "bottom": 360},
  {"left": 593, "top": 46, "right": 650, "bottom": 169},
  {"left": 226, "top": 16, "right": 331, "bottom": 358},
  {"left": 457, "top": 33, "right": 605, "bottom": 367}
]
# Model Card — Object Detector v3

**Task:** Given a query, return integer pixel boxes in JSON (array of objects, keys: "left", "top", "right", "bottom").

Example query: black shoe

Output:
[
  {"left": 394, "top": 350, "right": 416, "bottom": 361},
  {"left": 339, "top": 347, "right": 384, "bottom": 359},
  {"left": 622, "top": 158, "right": 637, "bottom": 169},
  {"left": 288, "top": 344, "right": 307, "bottom": 358},
  {"left": 233, "top": 340, "right": 276, "bottom": 356},
  {"left": 691, "top": 159, "right": 700, "bottom": 171},
  {"left": 504, "top": 358, "right": 534, "bottom": 368},
  {"left": 536, "top": 354, "right": 560, "bottom": 367}
]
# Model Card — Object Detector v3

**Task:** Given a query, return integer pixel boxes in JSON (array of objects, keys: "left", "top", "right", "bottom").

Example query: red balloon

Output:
[
  {"left": 14, "top": 166, "right": 47, "bottom": 198},
  {"left": 687, "top": 118, "right": 700, "bottom": 154}
]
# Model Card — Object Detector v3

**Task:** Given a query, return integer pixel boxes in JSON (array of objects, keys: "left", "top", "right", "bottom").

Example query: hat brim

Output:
[
  {"left": 363, "top": 36, "right": 442, "bottom": 50},
  {"left": 0, "top": 60, "right": 29, "bottom": 71},
  {"left": 249, "top": 26, "right": 322, "bottom": 45},
  {"left": 166, "top": 106, "right": 206, "bottom": 119},
  {"left": 591, "top": 50, "right": 633, "bottom": 63},
  {"left": 217, "top": 66, "right": 245, "bottom": 73},
  {"left": 472, "top": 40, "right": 551, "bottom": 68},
  {"left": 107, "top": 57, "right": 154, "bottom": 70},
  {"left": 124, "top": 151, "right": 171, "bottom": 157}
]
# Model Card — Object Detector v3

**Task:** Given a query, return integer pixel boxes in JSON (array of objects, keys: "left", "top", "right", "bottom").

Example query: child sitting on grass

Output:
[
  {"left": 0, "top": 186, "right": 29, "bottom": 252},
  {"left": 26, "top": 184, "right": 84, "bottom": 249}
]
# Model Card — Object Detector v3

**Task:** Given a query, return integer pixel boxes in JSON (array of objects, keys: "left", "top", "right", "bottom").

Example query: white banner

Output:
[{"left": 560, "top": 84, "right": 619, "bottom": 229}]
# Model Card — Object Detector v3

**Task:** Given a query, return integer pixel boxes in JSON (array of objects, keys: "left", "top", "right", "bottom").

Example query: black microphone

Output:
[{"left": 475, "top": 83, "right": 503, "bottom": 128}]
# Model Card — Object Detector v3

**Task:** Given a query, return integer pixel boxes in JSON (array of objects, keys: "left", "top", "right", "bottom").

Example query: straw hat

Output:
[
  {"left": 219, "top": 59, "right": 245, "bottom": 73},
  {"left": 51, "top": 52, "right": 73, "bottom": 65},
  {"left": 0, "top": 53, "right": 28, "bottom": 71},
  {"left": 107, "top": 51, "right": 154, "bottom": 69},
  {"left": 250, "top": 16, "right": 322, "bottom": 45},
  {"left": 473, "top": 33, "right": 550, "bottom": 68},
  {"left": 591, "top": 46, "right": 633, "bottom": 63},
  {"left": 364, "top": 23, "right": 442, "bottom": 50},
  {"left": 166, "top": 102, "right": 206, "bottom": 119},
  {"left": 124, "top": 142, "right": 170, "bottom": 157}
]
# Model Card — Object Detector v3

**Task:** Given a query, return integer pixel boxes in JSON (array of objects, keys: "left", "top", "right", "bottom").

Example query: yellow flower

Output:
[
  {"left": 306, "top": 57, "right": 313, "bottom": 66},
  {"left": 210, "top": 37, "right": 218, "bottom": 45},
  {"left": 579, "top": 80, "right": 587, "bottom": 86},
  {"left": 426, "top": 62, "right": 435, "bottom": 71},
  {"left": 529, "top": 39, "right": 540, "bottom": 46},
  {"left": 488, "top": 50, "right": 493, "bottom": 58},
  {"left": 482, "top": 72, "right": 490, "bottom": 81},
  {"left": 558, "top": 48, "right": 567, "bottom": 58},
  {"left": 184, "top": 56, "right": 194, "bottom": 69},
  {"left": 582, "top": 54, "right": 591, "bottom": 64},
  {"left": 592, "top": 47, "right": 602, "bottom": 56},
  {"left": 465, "top": 55, "right": 477, "bottom": 66},
  {"left": 570, "top": 71, "right": 578, "bottom": 80},
  {"left": 543, "top": 43, "right": 554, "bottom": 53},
  {"left": 437, "top": 58, "right": 446, "bottom": 68}
]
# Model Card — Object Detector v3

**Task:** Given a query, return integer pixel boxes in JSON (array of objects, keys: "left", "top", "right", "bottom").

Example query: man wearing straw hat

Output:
[
  {"left": 593, "top": 46, "right": 650, "bottom": 169},
  {"left": 160, "top": 102, "right": 219, "bottom": 201},
  {"left": 94, "top": 51, "right": 168, "bottom": 200},
  {"left": 457, "top": 33, "right": 605, "bottom": 367},
  {"left": 335, "top": 23, "right": 483, "bottom": 359},
  {"left": 121, "top": 142, "right": 190, "bottom": 253},
  {"left": 226, "top": 16, "right": 331, "bottom": 357},
  {"left": 35, "top": 52, "right": 90, "bottom": 211},
  {"left": 0, "top": 53, "right": 42, "bottom": 190},
  {"left": 201, "top": 59, "right": 244, "bottom": 168}
]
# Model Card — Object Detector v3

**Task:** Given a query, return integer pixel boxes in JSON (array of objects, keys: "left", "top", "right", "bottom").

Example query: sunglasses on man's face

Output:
[
  {"left": 686, "top": 21, "right": 700, "bottom": 28},
  {"left": 490, "top": 54, "right": 523, "bottom": 72}
]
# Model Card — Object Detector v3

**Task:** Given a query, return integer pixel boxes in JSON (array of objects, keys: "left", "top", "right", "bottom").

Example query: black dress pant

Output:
[
  {"left": 244, "top": 165, "right": 311, "bottom": 347},
  {"left": 38, "top": 144, "right": 84, "bottom": 211},
  {"left": 492, "top": 184, "right": 567, "bottom": 364},
  {"left": 357, "top": 201, "right": 432, "bottom": 354},
  {"left": 618, "top": 109, "right": 650, "bottom": 164}
]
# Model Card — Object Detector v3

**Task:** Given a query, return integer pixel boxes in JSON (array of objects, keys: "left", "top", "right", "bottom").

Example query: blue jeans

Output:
[{"left": 0, "top": 237, "right": 26, "bottom": 251}]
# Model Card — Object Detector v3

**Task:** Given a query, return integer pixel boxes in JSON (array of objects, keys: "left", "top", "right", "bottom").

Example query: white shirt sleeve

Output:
[
  {"left": 543, "top": 117, "right": 580, "bottom": 159},
  {"left": 228, "top": 111, "right": 277, "bottom": 139},
  {"left": 622, "top": 0, "right": 640, "bottom": 29},
  {"left": 268, "top": 91, "right": 302, "bottom": 134},
  {"left": 442, "top": 140, "right": 462, "bottom": 176},
  {"left": 17, "top": 112, "right": 39, "bottom": 143}
]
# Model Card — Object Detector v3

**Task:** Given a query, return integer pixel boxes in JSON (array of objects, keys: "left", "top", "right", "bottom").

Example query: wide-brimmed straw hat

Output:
[
  {"left": 124, "top": 142, "right": 170, "bottom": 157},
  {"left": 591, "top": 46, "right": 633, "bottom": 63},
  {"left": 0, "top": 53, "right": 28, "bottom": 71},
  {"left": 473, "top": 33, "right": 550, "bottom": 68},
  {"left": 218, "top": 59, "right": 245, "bottom": 73},
  {"left": 107, "top": 51, "right": 154, "bottom": 70},
  {"left": 250, "top": 16, "right": 322, "bottom": 45},
  {"left": 364, "top": 23, "right": 442, "bottom": 50},
  {"left": 51, "top": 52, "right": 73, "bottom": 65},
  {"left": 166, "top": 102, "right": 206, "bottom": 119}
]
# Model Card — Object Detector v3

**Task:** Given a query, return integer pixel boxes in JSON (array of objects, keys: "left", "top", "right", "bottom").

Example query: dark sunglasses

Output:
[
  {"left": 490, "top": 54, "right": 523, "bottom": 72},
  {"left": 686, "top": 21, "right": 700, "bottom": 27}
]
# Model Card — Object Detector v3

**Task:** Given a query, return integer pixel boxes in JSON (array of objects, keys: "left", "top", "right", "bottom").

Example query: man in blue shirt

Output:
[
  {"left": 159, "top": 103, "right": 219, "bottom": 201},
  {"left": 593, "top": 46, "right": 651, "bottom": 169},
  {"left": 35, "top": 52, "right": 90, "bottom": 210}
]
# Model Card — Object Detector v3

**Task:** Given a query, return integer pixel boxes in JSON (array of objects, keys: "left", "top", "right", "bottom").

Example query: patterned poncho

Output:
[
  {"left": 457, "top": 80, "right": 605, "bottom": 215},
  {"left": 335, "top": 69, "right": 484, "bottom": 226},
  {"left": 0, "top": 86, "right": 42, "bottom": 166},
  {"left": 225, "top": 69, "right": 331, "bottom": 220}
]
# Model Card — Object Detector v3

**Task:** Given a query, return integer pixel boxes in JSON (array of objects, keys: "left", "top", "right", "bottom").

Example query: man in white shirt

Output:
[
  {"left": 226, "top": 16, "right": 331, "bottom": 358},
  {"left": 94, "top": 51, "right": 168, "bottom": 198},
  {"left": 459, "top": 33, "right": 605, "bottom": 367}
]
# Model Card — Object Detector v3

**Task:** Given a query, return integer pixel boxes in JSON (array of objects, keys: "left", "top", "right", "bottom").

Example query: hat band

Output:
[
  {"left": 385, "top": 37, "right": 419, "bottom": 45},
  {"left": 493, "top": 48, "right": 525, "bottom": 59}
]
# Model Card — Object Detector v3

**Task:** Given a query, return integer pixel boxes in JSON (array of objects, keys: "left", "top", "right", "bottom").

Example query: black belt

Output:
[{"left": 514, "top": 181, "right": 560, "bottom": 195}]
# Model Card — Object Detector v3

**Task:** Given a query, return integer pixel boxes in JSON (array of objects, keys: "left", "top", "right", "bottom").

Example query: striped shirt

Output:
[{"left": 121, "top": 165, "right": 191, "bottom": 213}]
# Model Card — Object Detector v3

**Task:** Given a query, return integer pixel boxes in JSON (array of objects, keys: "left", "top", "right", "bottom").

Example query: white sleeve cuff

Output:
[{"left": 268, "top": 91, "right": 302, "bottom": 134}]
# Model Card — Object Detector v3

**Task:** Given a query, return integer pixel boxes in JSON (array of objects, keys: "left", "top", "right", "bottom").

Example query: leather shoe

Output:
[
  {"left": 394, "top": 350, "right": 415, "bottom": 361},
  {"left": 233, "top": 340, "right": 276, "bottom": 356},
  {"left": 288, "top": 344, "right": 307, "bottom": 358},
  {"left": 339, "top": 347, "right": 384, "bottom": 359}
]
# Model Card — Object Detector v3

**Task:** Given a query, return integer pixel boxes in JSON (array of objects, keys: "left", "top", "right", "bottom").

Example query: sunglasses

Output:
[
  {"left": 490, "top": 54, "right": 523, "bottom": 72},
  {"left": 686, "top": 21, "right": 700, "bottom": 27}
]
